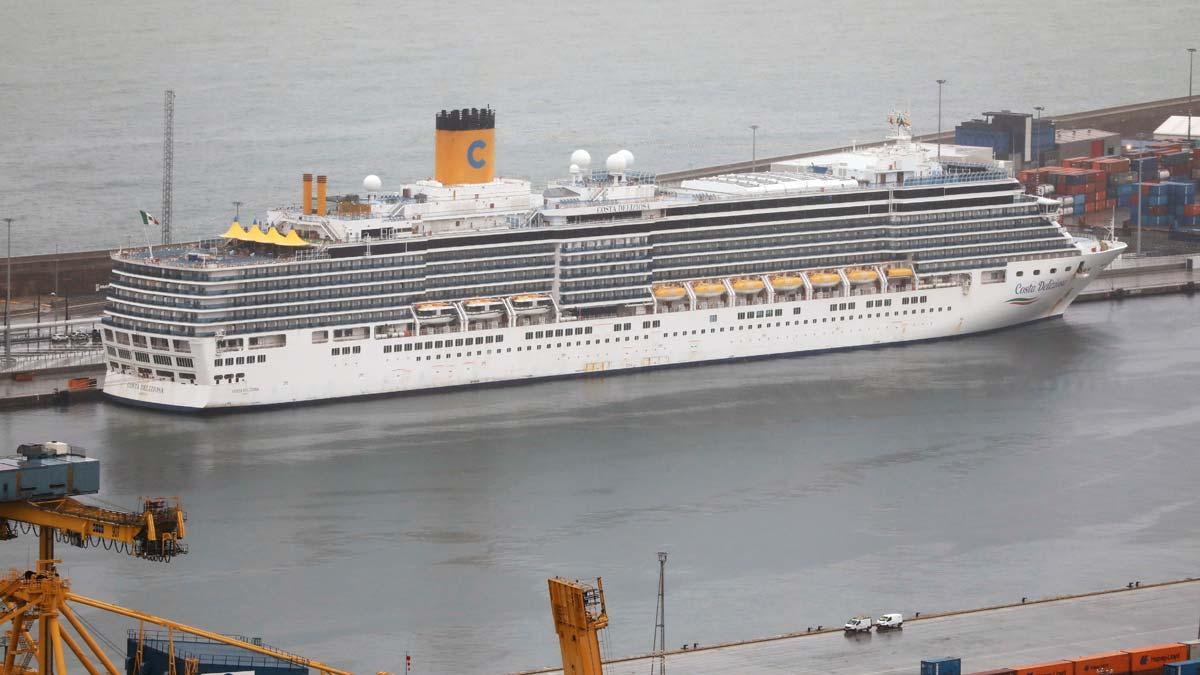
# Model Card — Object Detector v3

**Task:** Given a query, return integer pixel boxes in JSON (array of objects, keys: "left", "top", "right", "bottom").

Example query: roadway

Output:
[{"left": 518, "top": 580, "right": 1200, "bottom": 675}]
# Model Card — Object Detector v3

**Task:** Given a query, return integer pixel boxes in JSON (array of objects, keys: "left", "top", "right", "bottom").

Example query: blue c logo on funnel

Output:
[{"left": 468, "top": 140, "right": 487, "bottom": 169}]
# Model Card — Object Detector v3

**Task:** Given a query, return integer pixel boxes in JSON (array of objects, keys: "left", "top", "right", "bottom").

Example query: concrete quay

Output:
[{"left": 517, "top": 579, "right": 1200, "bottom": 675}]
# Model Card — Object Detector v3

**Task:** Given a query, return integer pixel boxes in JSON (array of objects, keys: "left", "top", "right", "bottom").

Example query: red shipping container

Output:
[
  {"left": 1149, "top": 206, "right": 1168, "bottom": 216},
  {"left": 1184, "top": 204, "right": 1200, "bottom": 216},
  {"left": 1090, "top": 139, "right": 1104, "bottom": 156},
  {"left": 1071, "top": 651, "right": 1130, "bottom": 675},
  {"left": 1013, "top": 661, "right": 1074, "bottom": 675},
  {"left": 1123, "top": 644, "right": 1190, "bottom": 673}
]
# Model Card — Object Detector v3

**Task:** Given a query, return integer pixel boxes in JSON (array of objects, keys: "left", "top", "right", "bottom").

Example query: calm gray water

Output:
[
  {"left": 2, "top": 295, "right": 1200, "bottom": 673},
  {"left": 1, "top": 0, "right": 1198, "bottom": 255},
  {"left": 3, "top": 3, "right": 1200, "bottom": 673}
]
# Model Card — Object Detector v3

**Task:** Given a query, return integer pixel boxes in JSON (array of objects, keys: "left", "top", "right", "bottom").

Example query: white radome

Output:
[
  {"left": 569, "top": 163, "right": 581, "bottom": 174},
  {"left": 363, "top": 175, "right": 382, "bottom": 191},
  {"left": 617, "top": 149, "right": 635, "bottom": 167},
  {"left": 570, "top": 149, "right": 591, "bottom": 167},
  {"left": 605, "top": 153, "right": 627, "bottom": 173}
]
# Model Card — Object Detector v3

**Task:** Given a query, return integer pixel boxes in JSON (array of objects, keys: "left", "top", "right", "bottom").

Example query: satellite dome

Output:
[
  {"left": 571, "top": 149, "right": 592, "bottom": 167},
  {"left": 363, "top": 174, "right": 382, "bottom": 191},
  {"left": 569, "top": 163, "right": 581, "bottom": 174},
  {"left": 616, "top": 149, "right": 635, "bottom": 167},
  {"left": 605, "top": 153, "right": 627, "bottom": 173}
]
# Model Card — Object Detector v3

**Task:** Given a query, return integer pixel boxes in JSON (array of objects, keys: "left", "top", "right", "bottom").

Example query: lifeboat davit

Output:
[
  {"left": 770, "top": 275, "right": 804, "bottom": 292},
  {"left": 732, "top": 278, "right": 765, "bottom": 295},
  {"left": 691, "top": 281, "right": 726, "bottom": 299},
  {"left": 887, "top": 267, "right": 914, "bottom": 280},
  {"left": 847, "top": 269, "right": 877, "bottom": 285},
  {"left": 415, "top": 302, "right": 456, "bottom": 325},
  {"left": 463, "top": 297, "right": 504, "bottom": 321},
  {"left": 511, "top": 293, "right": 552, "bottom": 315},
  {"left": 653, "top": 285, "right": 687, "bottom": 302},
  {"left": 807, "top": 272, "right": 841, "bottom": 289}
]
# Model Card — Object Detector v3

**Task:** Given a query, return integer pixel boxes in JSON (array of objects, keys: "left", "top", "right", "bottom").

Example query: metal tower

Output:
[
  {"left": 651, "top": 551, "right": 668, "bottom": 675},
  {"left": 162, "top": 89, "right": 175, "bottom": 245}
]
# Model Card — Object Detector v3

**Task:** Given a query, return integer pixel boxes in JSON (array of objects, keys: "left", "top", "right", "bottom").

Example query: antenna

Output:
[
  {"left": 651, "top": 551, "right": 667, "bottom": 675},
  {"left": 162, "top": 89, "right": 175, "bottom": 245}
]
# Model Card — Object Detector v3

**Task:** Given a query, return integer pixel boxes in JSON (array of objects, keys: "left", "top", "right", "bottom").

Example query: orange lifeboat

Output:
[
  {"left": 847, "top": 269, "right": 878, "bottom": 285},
  {"left": 732, "top": 278, "right": 765, "bottom": 295},
  {"left": 691, "top": 281, "right": 726, "bottom": 298},
  {"left": 770, "top": 275, "right": 804, "bottom": 292},
  {"left": 653, "top": 285, "right": 687, "bottom": 302},
  {"left": 806, "top": 272, "right": 841, "bottom": 289}
]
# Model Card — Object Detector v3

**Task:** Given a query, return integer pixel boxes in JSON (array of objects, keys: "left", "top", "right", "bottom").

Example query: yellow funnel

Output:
[{"left": 435, "top": 107, "right": 495, "bottom": 185}]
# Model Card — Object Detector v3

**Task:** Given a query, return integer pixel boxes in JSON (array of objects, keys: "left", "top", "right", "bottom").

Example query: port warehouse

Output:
[{"left": 1, "top": 96, "right": 1198, "bottom": 303}]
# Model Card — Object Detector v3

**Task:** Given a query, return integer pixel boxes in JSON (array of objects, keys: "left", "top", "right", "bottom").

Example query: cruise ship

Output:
[{"left": 101, "top": 107, "right": 1125, "bottom": 411}]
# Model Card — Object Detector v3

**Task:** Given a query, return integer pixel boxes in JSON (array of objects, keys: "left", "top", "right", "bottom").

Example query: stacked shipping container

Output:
[
  {"left": 1015, "top": 143, "right": 1200, "bottom": 237},
  {"left": 944, "top": 640, "right": 1200, "bottom": 675}
]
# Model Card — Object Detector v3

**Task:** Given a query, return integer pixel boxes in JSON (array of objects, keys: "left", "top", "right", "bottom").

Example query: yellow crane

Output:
[
  {"left": 0, "top": 441, "right": 354, "bottom": 675},
  {"left": 547, "top": 577, "right": 608, "bottom": 675}
]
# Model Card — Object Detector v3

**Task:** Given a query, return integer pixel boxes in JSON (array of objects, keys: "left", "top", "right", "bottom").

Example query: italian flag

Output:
[{"left": 139, "top": 210, "right": 159, "bottom": 226}]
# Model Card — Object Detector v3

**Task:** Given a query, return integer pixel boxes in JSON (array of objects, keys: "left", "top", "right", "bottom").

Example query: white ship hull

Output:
[{"left": 103, "top": 244, "right": 1122, "bottom": 411}]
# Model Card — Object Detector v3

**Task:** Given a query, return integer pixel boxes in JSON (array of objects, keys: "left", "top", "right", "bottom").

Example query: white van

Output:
[
  {"left": 843, "top": 616, "right": 873, "bottom": 633},
  {"left": 876, "top": 613, "right": 904, "bottom": 630}
]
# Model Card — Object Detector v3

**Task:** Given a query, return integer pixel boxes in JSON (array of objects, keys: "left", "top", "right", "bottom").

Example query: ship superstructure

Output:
[{"left": 101, "top": 108, "right": 1124, "bottom": 410}]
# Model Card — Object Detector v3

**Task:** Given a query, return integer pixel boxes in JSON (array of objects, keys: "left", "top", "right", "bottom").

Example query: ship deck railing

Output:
[{"left": 112, "top": 240, "right": 331, "bottom": 269}]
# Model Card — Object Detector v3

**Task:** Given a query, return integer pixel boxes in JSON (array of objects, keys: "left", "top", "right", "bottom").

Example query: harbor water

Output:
[
  {"left": 2, "top": 0, "right": 1199, "bottom": 255},
  {"left": 2, "top": 294, "right": 1199, "bottom": 673}
]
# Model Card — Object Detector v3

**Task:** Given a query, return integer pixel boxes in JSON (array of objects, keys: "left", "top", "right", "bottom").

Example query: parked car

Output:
[
  {"left": 69, "top": 331, "right": 90, "bottom": 343},
  {"left": 876, "top": 613, "right": 904, "bottom": 630},
  {"left": 844, "top": 616, "right": 873, "bottom": 633},
  {"left": 50, "top": 333, "right": 69, "bottom": 344}
]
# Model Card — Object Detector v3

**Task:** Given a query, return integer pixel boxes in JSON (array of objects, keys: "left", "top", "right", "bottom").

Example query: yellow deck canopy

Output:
[
  {"left": 242, "top": 225, "right": 269, "bottom": 243},
  {"left": 263, "top": 226, "right": 290, "bottom": 245},
  {"left": 280, "top": 229, "right": 309, "bottom": 247},
  {"left": 220, "top": 222, "right": 249, "bottom": 240}
]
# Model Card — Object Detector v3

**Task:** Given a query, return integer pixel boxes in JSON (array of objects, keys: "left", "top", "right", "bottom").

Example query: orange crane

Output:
[
  {"left": 547, "top": 577, "right": 608, "bottom": 675},
  {"left": 0, "top": 442, "right": 354, "bottom": 675}
]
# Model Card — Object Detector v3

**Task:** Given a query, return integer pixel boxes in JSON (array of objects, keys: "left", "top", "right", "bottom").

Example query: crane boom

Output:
[{"left": 0, "top": 497, "right": 186, "bottom": 561}]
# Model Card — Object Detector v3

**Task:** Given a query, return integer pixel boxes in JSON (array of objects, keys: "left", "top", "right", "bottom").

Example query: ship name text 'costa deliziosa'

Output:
[{"left": 101, "top": 107, "right": 1124, "bottom": 410}]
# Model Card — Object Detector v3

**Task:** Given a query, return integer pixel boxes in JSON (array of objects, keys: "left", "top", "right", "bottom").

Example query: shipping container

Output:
[
  {"left": 1012, "top": 661, "right": 1073, "bottom": 675},
  {"left": 1163, "top": 659, "right": 1200, "bottom": 675},
  {"left": 968, "top": 670, "right": 1017, "bottom": 675},
  {"left": 1124, "top": 644, "right": 1191, "bottom": 673},
  {"left": 922, "top": 657, "right": 963, "bottom": 675},
  {"left": 1070, "top": 651, "right": 1130, "bottom": 675}
]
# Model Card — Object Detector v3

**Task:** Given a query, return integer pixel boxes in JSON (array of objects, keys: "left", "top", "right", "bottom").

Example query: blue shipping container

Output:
[
  {"left": 921, "top": 658, "right": 962, "bottom": 675},
  {"left": 1163, "top": 658, "right": 1200, "bottom": 675}
]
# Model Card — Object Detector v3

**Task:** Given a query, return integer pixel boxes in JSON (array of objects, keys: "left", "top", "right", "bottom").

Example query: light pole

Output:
[
  {"left": 1134, "top": 153, "right": 1144, "bottom": 255},
  {"left": 936, "top": 79, "right": 947, "bottom": 161},
  {"left": 233, "top": 200, "right": 243, "bottom": 222},
  {"left": 4, "top": 217, "right": 11, "bottom": 362},
  {"left": 1033, "top": 106, "right": 1045, "bottom": 168},
  {"left": 1188, "top": 48, "right": 1196, "bottom": 143},
  {"left": 750, "top": 125, "right": 760, "bottom": 173}
]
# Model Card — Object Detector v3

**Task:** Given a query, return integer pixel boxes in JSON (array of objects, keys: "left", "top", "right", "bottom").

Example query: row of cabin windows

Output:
[
  {"left": 1015, "top": 264, "right": 1072, "bottom": 277},
  {"left": 332, "top": 346, "right": 362, "bottom": 356},
  {"left": 214, "top": 355, "right": 267, "bottom": 367},
  {"left": 387, "top": 307, "right": 958, "bottom": 360},
  {"left": 105, "top": 347, "right": 195, "bottom": 369},
  {"left": 642, "top": 320, "right": 662, "bottom": 329},
  {"left": 106, "top": 329, "right": 191, "bottom": 353},
  {"left": 739, "top": 309, "right": 784, "bottom": 320},
  {"left": 525, "top": 327, "right": 594, "bottom": 339},
  {"left": 107, "top": 362, "right": 197, "bottom": 384}
]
